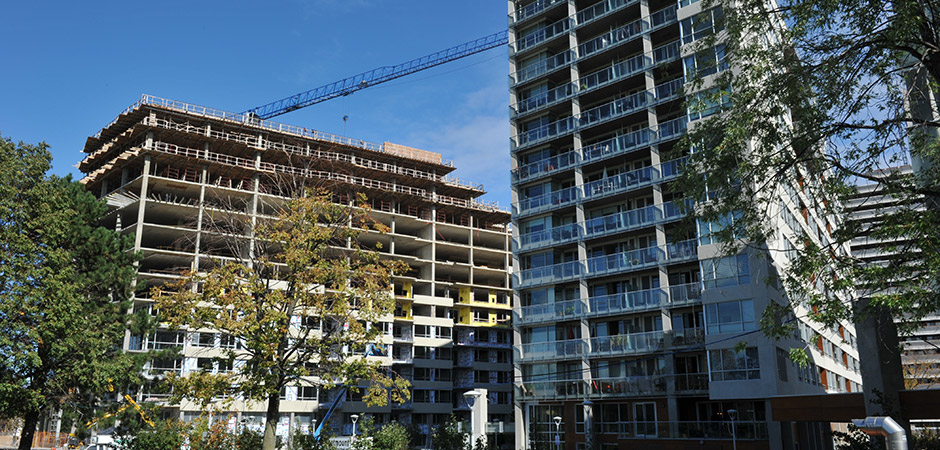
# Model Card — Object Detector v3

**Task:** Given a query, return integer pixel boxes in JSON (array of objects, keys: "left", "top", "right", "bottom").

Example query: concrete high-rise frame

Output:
[
  {"left": 506, "top": 1, "right": 862, "bottom": 449},
  {"left": 77, "top": 95, "right": 514, "bottom": 446}
]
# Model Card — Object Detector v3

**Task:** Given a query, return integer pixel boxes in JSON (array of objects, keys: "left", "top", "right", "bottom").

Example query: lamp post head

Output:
[
  {"left": 464, "top": 390, "right": 481, "bottom": 407},
  {"left": 350, "top": 414, "right": 359, "bottom": 424},
  {"left": 553, "top": 416, "right": 562, "bottom": 427},
  {"left": 727, "top": 409, "right": 737, "bottom": 421}
]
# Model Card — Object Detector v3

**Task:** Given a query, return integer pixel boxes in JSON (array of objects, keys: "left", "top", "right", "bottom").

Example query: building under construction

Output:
[{"left": 77, "top": 95, "right": 514, "bottom": 445}]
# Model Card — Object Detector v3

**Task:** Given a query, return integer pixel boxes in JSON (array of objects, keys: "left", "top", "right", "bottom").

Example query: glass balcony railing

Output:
[
  {"left": 516, "top": 373, "right": 709, "bottom": 401},
  {"left": 581, "top": 128, "right": 653, "bottom": 163},
  {"left": 578, "top": 53, "right": 650, "bottom": 93},
  {"left": 514, "top": 185, "right": 580, "bottom": 216},
  {"left": 662, "top": 199, "right": 689, "bottom": 221},
  {"left": 513, "top": 82, "right": 575, "bottom": 117},
  {"left": 590, "top": 375, "right": 667, "bottom": 397},
  {"left": 520, "top": 339, "right": 589, "bottom": 361},
  {"left": 668, "top": 282, "right": 703, "bottom": 306},
  {"left": 578, "top": 19, "right": 650, "bottom": 59},
  {"left": 511, "top": 50, "right": 574, "bottom": 86},
  {"left": 585, "top": 246, "right": 664, "bottom": 277},
  {"left": 518, "top": 259, "right": 583, "bottom": 287},
  {"left": 582, "top": 165, "right": 659, "bottom": 201},
  {"left": 672, "top": 327, "right": 706, "bottom": 346},
  {"left": 511, "top": 0, "right": 567, "bottom": 24},
  {"left": 577, "top": 0, "right": 641, "bottom": 26},
  {"left": 658, "top": 116, "right": 689, "bottom": 140},
  {"left": 656, "top": 77, "right": 685, "bottom": 101},
  {"left": 587, "top": 288, "right": 668, "bottom": 317},
  {"left": 650, "top": 5, "right": 678, "bottom": 28},
  {"left": 653, "top": 40, "right": 682, "bottom": 63},
  {"left": 514, "top": 90, "right": 653, "bottom": 150},
  {"left": 512, "top": 150, "right": 580, "bottom": 183},
  {"left": 514, "top": 116, "right": 575, "bottom": 147},
  {"left": 666, "top": 238, "right": 699, "bottom": 263},
  {"left": 514, "top": 17, "right": 573, "bottom": 53},
  {"left": 517, "top": 221, "right": 581, "bottom": 251},
  {"left": 578, "top": 91, "right": 653, "bottom": 130},
  {"left": 589, "top": 331, "right": 665, "bottom": 356},
  {"left": 518, "top": 298, "right": 588, "bottom": 324},
  {"left": 595, "top": 420, "right": 769, "bottom": 439},
  {"left": 583, "top": 204, "right": 663, "bottom": 239}
]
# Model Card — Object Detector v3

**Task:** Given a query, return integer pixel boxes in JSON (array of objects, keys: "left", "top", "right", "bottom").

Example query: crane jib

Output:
[{"left": 246, "top": 30, "right": 509, "bottom": 120}]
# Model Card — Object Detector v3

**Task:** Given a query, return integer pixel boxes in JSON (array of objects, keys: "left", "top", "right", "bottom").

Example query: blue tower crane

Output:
[{"left": 245, "top": 30, "right": 508, "bottom": 120}]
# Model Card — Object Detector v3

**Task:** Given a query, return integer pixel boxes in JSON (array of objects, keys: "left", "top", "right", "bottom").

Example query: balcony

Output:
[
  {"left": 658, "top": 116, "right": 689, "bottom": 141},
  {"left": 594, "top": 420, "right": 769, "bottom": 439},
  {"left": 583, "top": 204, "right": 662, "bottom": 240},
  {"left": 586, "top": 288, "right": 668, "bottom": 318},
  {"left": 650, "top": 5, "right": 678, "bottom": 28},
  {"left": 517, "top": 298, "right": 588, "bottom": 325},
  {"left": 515, "top": 373, "right": 709, "bottom": 400},
  {"left": 585, "top": 246, "right": 664, "bottom": 278},
  {"left": 589, "top": 331, "right": 665, "bottom": 356},
  {"left": 653, "top": 40, "right": 682, "bottom": 64},
  {"left": 513, "top": 17, "right": 573, "bottom": 54},
  {"left": 514, "top": 185, "right": 580, "bottom": 217},
  {"left": 511, "top": 50, "right": 574, "bottom": 86},
  {"left": 674, "top": 372, "right": 709, "bottom": 393},
  {"left": 515, "top": 203, "right": 668, "bottom": 254},
  {"left": 668, "top": 282, "right": 703, "bottom": 306},
  {"left": 578, "top": 53, "right": 650, "bottom": 94},
  {"left": 582, "top": 165, "right": 659, "bottom": 202},
  {"left": 511, "top": 0, "right": 567, "bottom": 25},
  {"left": 512, "top": 150, "right": 580, "bottom": 183},
  {"left": 520, "top": 339, "right": 590, "bottom": 361},
  {"left": 581, "top": 128, "right": 653, "bottom": 164},
  {"left": 513, "top": 115, "right": 575, "bottom": 148},
  {"left": 578, "top": 91, "right": 654, "bottom": 131},
  {"left": 576, "top": 0, "right": 640, "bottom": 26},
  {"left": 518, "top": 260, "right": 584, "bottom": 288},
  {"left": 512, "top": 82, "right": 575, "bottom": 117},
  {"left": 666, "top": 239, "right": 698, "bottom": 263},
  {"left": 578, "top": 19, "right": 650, "bottom": 60}
]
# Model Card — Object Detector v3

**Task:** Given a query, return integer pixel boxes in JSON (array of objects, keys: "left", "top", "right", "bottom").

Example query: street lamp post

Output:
[
  {"left": 350, "top": 414, "right": 359, "bottom": 441},
  {"left": 728, "top": 409, "right": 738, "bottom": 450},
  {"left": 553, "top": 416, "right": 562, "bottom": 450}
]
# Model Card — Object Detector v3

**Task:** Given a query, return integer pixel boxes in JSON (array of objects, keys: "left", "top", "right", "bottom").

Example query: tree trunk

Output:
[
  {"left": 18, "top": 410, "right": 40, "bottom": 450},
  {"left": 263, "top": 392, "right": 281, "bottom": 450}
]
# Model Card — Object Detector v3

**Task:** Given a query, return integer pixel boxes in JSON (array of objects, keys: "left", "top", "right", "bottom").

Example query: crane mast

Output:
[{"left": 246, "top": 30, "right": 508, "bottom": 119}]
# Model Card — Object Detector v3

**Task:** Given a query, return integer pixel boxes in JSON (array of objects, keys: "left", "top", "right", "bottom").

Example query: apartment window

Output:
[
  {"left": 197, "top": 358, "right": 215, "bottom": 372},
  {"left": 496, "top": 350, "right": 510, "bottom": 364},
  {"left": 475, "top": 349, "right": 490, "bottom": 362},
  {"left": 698, "top": 211, "right": 742, "bottom": 245},
  {"left": 437, "top": 327, "right": 452, "bottom": 339},
  {"left": 496, "top": 392, "right": 511, "bottom": 404},
  {"left": 413, "top": 389, "right": 430, "bottom": 403},
  {"left": 687, "top": 86, "right": 731, "bottom": 121},
  {"left": 148, "top": 330, "right": 184, "bottom": 350},
  {"left": 472, "top": 310, "right": 488, "bottom": 323},
  {"left": 193, "top": 332, "right": 215, "bottom": 348},
  {"left": 680, "top": 7, "right": 724, "bottom": 44},
  {"left": 709, "top": 347, "right": 760, "bottom": 381},
  {"left": 219, "top": 334, "right": 241, "bottom": 349},
  {"left": 683, "top": 44, "right": 728, "bottom": 79},
  {"left": 776, "top": 348, "right": 789, "bottom": 382},
  {"left": 496, "top": 331, "right": 510, "bottom": 345},
  {"left": 702, "top": 254, "right": 750, "bottom": 288},
  {"left": 415, "top": 325, "right": 431, "bottom": 338},
  {"left": 297, "top": 386, "right": 317, "bottom": 401},
  {"left": 475, "top": 370, "right": 489, "bottom": 383},
  {"left": 705, "top": 299, "right": 755, "bottom": 334}
]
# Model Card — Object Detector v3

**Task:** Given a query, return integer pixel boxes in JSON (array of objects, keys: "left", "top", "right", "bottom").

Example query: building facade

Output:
[
  {"left": 78, "top": 95, "right": 514, "bottom": 446},
  {"left": 506, "top": 1, "right": 862, "bottom": 449}
]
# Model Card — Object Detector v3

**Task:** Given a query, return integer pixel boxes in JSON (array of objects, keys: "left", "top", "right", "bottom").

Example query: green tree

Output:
[
  {"left": 431, "top": 416, "right": 468, "bottom": 450},
  {"left": 155, "top": 190, "right": 410, "bottom": 450},
  {"left": 0, "top": 135, "right": 143, "bottom": 450},
  {"left": 676, "top": 0, "right": 939, "bottom": 422}
]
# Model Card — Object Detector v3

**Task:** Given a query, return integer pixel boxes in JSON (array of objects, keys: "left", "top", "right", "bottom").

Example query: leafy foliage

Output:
[
  {"left": 0, "top": 134, "right": 144, "bottom": 450},
  {"left": 155, "top": 190, "right": 410, "bottom": 450},
  {"left": 676, "top": 0, "right": 940, "bottom": 363},
  {"left": 431, "top": 416, "right": 469, "bottom": 450}
]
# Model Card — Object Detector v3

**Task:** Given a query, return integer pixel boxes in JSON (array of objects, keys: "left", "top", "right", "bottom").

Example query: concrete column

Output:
[{"left": 134, "top": 155, "right": 152, "bottom": 250}]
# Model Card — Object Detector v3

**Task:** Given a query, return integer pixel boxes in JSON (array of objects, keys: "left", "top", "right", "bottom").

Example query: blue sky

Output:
[{"left": 0, "top": 0, "right": 512, "bottom": 206}]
